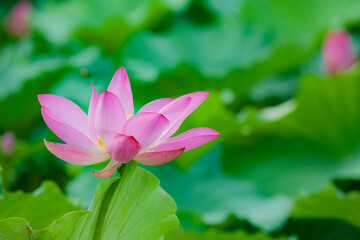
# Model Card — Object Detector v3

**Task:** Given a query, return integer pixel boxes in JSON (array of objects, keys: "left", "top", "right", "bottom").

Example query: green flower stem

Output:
[{"left": 93, "top": 161, "right": 138, "bottom": 240}]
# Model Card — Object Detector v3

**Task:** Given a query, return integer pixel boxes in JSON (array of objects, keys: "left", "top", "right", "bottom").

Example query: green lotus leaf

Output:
[
  {"left": 292, "top": 186, "right": 360, "bottom": 228},
  {"left": 0, "top": 161, "right": 179, "bottom": 240},
  {"left": 0, "top": 181, "right": 79, "bottom": 230},
  {"left": 166, "top": 229, "right": 289, "bottom": 240}
]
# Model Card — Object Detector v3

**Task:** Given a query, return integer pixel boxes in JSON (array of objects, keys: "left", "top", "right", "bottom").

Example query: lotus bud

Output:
[
  {"left": 1, "top": 132, "right": 16, "bottom": 155},
  {"left": 322, "top": 30, "right": 357, "bottom": 75},
  {"left": 5, "top": 1, "right": 32, "bottom": 37}
]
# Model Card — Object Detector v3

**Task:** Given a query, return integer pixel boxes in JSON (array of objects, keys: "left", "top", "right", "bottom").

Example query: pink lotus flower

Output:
[
  {"left": 39, "top": 67, "right": 220, "bottom": 178},
  {"left": 322, "top": 30, "right": 358, "bottom": 75},
  {"left": 6, "top": 1, "right": 32, "bottom": 37}
]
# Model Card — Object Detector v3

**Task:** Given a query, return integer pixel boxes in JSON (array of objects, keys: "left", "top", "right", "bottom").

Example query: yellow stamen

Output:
[
  {"left": 126, "top": 114, "right": 133, "bottom": 120},
  {"left": 97, "top": 138, "right": 107, "bottom": 150}
]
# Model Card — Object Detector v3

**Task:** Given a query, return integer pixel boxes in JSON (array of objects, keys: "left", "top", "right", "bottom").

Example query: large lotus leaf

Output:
[
  {"left": 166, "top": 229, "right": 289, "bottom": 240},
  {"left": 122, "top": 24, "right": 272, "bottom": 80},
  {"left": 65, "top": 168, "right": 104, "bottom": 209},
  {"left": 0, "top": 218, "right": 36, "bottom": 240},
  {"left": 240, "top": 0, "right": 360, "bottom": 44},
  {"left": 0, "top": 161, "right": 179, "bottom": 240},
  {"left": 204, "top": 0, "right": 245, "bottom": 17},
  {"left": 224, "top": 69, "right": 360, "bottom": 197},
  {"left": 0, "top": 39, "right": 101, "bottom": 130},
  {"left": 120, "top": 24, "right": 310, "bottom": 104},
  {"left": 0, "top": 181, "right": 79, "bottom": 230},
  {"left": 0, "top": 166, "right": 3, "bottom": 197},
  {"left": 147, "top": 146, "right": 292, "bottom": 232},
  {"left": 247, "top": 74, "right": 299, "bottom": 105},
  {"left": 280, "top": 219, "right": 360, "bottom": 240},
  {"left": 0, "top": 134, "right": 47, "bottom": 191},
  {"left": 0, "top": 1, "right": 12, "bottom": 19},
  {"left": 32, "top": 0, "right": 190, "bottom": 49},
  {"left": 292, "top": 186, "right": 360, "bottom": 228},
  {"left": 66, "top": 145, "right": 291, "bottom": 232}
]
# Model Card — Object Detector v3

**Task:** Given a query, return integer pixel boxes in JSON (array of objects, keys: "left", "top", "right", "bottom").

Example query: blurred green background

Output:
[{"left": 1, "top": 0, "right": 360, "bottom": 239}]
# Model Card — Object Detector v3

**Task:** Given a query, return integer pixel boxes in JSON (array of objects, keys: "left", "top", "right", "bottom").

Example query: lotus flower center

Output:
[
  {"left": 96, "top": 115, "right": 132, "bottom": 150},
  {"left": 97, "top": 138, "right": 106, "bottom": 150}
]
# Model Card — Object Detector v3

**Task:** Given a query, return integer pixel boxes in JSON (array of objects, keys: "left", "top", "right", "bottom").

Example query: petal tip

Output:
[
  {"left": 92, "top": 170, "right": 111, "bottom": 179},
  {"left": 116, "top": 66, "right": 127, "bottom": 74},
  {"left": 43, "top": 139, "right": 51, "bottom": 149},
  {"left": 197, "top": 91, "right": 210, "bottom": 98},
  {"left": 129, "top": 135, "right": 140, "bottom": 144},
  {"left": 112, "top": 67, "right": 128, "bottom": 82},
  {"left": 200, "top": 128, "right": 221, "bottom": 140},
  {"left": 102, "top": 90, "right": 116, "bottom": 98},
  {"left": 211, "top": 129, "right": 221, "bottom": 137},
  {"left": 135, "top": 147, "right": 185, "bottom": 165},
  {"left": 92, "top": 170, "right": 107, "bottom": 179},
  {"left": 92, "top": 159, "right": 121, "bottom": 178},
  {"left": 37, "top": 94, "right": 48, "bottom": 105},
  {"left": 99, "top": 91, "right": 117, "bottom": 102}
]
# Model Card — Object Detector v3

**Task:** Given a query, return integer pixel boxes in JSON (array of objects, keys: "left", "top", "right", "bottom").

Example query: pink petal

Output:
[
  {"left": 158, "top": 97, "right": 191, "bottom": 124},
  {"left": 107, "top": 67, "right": 134, "bottom": 116},
  {"left": 93, "top": 159, "right": 122, "bottom": 179},
  {"left": 154, "top": 127, "right": 220, "bottom": 152},
  {"left": 123, "top": 112, "right": 170, "bottom": 149},
  {"left": 107, "top": 133, "right": 141, "bottom": 163},
  {"left": 95, "top": 91, "right": 127, "bottom": 145},
  {"left": 38, "top": 94, "right": 88, "bottom": 135},
  {"left": 88, "top": 84, "right": 98, "bottom": 141},
  {"left": 138, "top": 98, "right": 174, "bottom": 113},
  {"left": 135, "top": 148, "right": 185, "bottom": 165},
  {"left": 162, "top": 92, "right": 209, "bottom": 139},
  {"left": 45, "top": 140, "right": 109, "bottom": 166},
  {"left": 42, "top": 108, "right": 99, "bottom": 152}
]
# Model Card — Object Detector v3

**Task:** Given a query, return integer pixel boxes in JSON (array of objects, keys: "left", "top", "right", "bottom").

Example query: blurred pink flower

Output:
[
  {"left": 39, "top": 67, "right": 220, "bottom": 178},
  {"left": 1, "top": 132, "right": 16, "bottom": 155},
  {"left": 322, "top": 30, "right": 358, "bottom": 75},
  {"left": 6, "top": 1, "right": 32, "bottom": 37}
]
